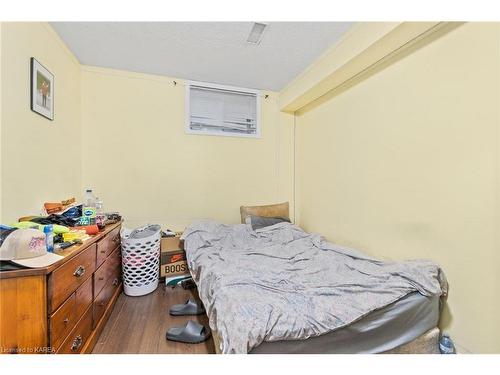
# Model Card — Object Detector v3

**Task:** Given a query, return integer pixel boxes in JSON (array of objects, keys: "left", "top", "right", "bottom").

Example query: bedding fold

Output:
[{"left": 181, "top": 220, "right": 448, "bottom": 354}]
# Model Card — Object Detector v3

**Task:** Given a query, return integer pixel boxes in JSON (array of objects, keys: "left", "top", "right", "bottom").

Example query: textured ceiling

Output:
[{"left": 51, "top": 22, "right": 353, "bottom": 91}]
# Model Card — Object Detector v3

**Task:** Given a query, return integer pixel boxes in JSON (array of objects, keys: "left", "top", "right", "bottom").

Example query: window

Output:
[{"left": 186, "top": 81, "right": 260, "bottom": 138}]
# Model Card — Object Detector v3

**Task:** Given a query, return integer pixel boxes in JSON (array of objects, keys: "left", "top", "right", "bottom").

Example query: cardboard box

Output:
[
  {"left": 161, "top": 236, "right": 183, "bottom": 252},
  {"left": 161, "top": 259, "right": 189, "bottom": 277},
  {"left": 160, "top": 236, "right": 188, "bottom": 277}
]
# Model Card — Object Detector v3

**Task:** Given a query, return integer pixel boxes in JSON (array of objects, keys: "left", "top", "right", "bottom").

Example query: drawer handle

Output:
[
  {"left": 100, "top": 249, "right": 106, "bottom": 254},
  {"left": 73, "top": 266, "right": 86, "bottom": 278},
  {"left": 112, "top": 278, "right": 119, "bottom": 286},
  {"left": 63, "top": 318, "right": 69, "bottom": 325},
  {"left": 98, "top": 276, "right": 104, "bottom": 281},
  {"left": 112, "top": 236, "right": 120, "bottom": 244},
  {"left": 70, "top": 335, "right": 83, "bottom": 351}
]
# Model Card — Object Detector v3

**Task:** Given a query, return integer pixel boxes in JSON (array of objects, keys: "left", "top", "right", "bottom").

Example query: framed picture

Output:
[{"left": 30, "top": 57, "right": 54, "bottom": 120}]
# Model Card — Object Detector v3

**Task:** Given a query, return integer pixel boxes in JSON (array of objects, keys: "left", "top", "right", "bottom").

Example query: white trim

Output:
[{"left": 185, "top": 80, "right": 261, "bottom": 139}]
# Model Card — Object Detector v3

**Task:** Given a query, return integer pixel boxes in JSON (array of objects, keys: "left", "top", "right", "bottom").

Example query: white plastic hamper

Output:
[{"left": 120, "top": 225, "right": 161, "bottom": 296}]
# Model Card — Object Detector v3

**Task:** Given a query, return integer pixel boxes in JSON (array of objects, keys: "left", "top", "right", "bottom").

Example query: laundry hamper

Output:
[{"left": 120, "top": 224, "right": 161, "bottom": 296}]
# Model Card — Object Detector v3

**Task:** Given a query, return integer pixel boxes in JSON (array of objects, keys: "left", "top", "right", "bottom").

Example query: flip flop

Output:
[
  {"left": 166, "top": 320, "right": 211, "bottom": 344},
  {"left": 169, "top": 298, "right": 206, "bottom": 316}
]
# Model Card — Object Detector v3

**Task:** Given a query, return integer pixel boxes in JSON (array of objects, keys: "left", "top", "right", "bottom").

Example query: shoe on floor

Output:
[
  {"left": 166, "top": 320, "right": 211, "bottom": 344},
  {"left": 181, "top": 278, "right": 196, "bottom": 290},
  {"left": 169, "top": 298, "right": 206, "bottom": 316}
]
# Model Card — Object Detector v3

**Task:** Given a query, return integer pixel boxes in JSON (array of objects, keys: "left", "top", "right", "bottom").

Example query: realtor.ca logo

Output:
[{"left": 1, "top": 346, "right": 55, "bottom": 353}]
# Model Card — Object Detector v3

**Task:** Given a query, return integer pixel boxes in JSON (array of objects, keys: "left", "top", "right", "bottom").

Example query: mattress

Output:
[
  {"left": 183, "top": 220, "right": 447, "bottom": 353},
  {"left": 250, "top": 291, "right": 440, "bottom": 354}
]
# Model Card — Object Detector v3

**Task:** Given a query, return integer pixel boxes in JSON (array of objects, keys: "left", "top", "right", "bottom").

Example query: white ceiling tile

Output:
[{"left": 50, "top": 22, "right": 353, "bottom": 91}]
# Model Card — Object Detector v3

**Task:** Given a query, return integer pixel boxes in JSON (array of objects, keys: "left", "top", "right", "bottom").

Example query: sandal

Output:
[
  {"left": 166, "top": 320, "right": 211, "bottom": 344},
  {"left": 169, "top": 298, "right": 206, "bottom": 316}
]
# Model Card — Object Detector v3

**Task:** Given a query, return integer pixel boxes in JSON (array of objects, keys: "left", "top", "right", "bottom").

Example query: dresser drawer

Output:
[
  {"left": 96, "top": 227, "right": 121, "bottom": 268},
  {"left": 93, "top": 275, "right": 121, "bottom": 328},
  {"left": 49, "top": 293, "right": 76, "bottom": 350},
  {"left": 94, "top": 247, "right": 121, "bottom": 297},
  {"left": 48, "top": 244, "right": 97, "bottom": 312},
  {"left": 56, "top": 305, "right": 93, "bottom": 354},
  {"left": 75, "top": 276, "right": 93, "bottom": 320}
]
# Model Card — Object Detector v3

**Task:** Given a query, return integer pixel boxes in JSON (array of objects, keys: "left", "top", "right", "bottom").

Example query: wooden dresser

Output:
[{"left": 0, "top": 222, "right": 122, "bottom": 354}]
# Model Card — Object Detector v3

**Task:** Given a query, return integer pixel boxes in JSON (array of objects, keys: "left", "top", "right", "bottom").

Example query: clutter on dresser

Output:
[
  {"left": 104, "top": 212, "right": 122, "bottom": 225},
  {"left": 0, "top": 227, "right": 64, "bottom": 268},
  {"left": 43, "top": 197, "right": 76, "bottom": 214},
  {"left": 0, "top": 189, "right": 122, "bottom": 270},
  {"left": 80, "top": 189, "right": 97, "bottom": 226}
]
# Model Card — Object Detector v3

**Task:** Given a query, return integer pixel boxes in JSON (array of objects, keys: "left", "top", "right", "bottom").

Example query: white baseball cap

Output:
[{"left": 0, "top": 228, "right": 63, "bottom": 268}]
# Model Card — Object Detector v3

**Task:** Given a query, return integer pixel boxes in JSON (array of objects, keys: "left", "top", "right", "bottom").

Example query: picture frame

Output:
[{"left": 30, "top": 57, "right": 54, "bottom": 120}]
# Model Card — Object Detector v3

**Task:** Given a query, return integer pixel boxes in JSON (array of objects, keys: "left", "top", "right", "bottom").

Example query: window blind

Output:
[{"left": 188, "top": 84, "right": 259, "bottom": 136}]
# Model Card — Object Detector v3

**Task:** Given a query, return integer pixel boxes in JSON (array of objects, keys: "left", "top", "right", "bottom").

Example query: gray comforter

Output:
[{"left": 181, "top": 220, "right": 448, "bottom": 354}]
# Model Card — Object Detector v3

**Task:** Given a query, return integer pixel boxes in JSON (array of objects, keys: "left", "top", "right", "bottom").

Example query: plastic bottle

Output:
[
  {"left": 439, "top": 333, "right": 456, "bottom": 354},
  {"left": 82, "top": 189, "right": 97, "bottom": 225},
  {"left": 44, "top": 225, "right": 54, "bottom": 252},
  {"left": 95, "top": 197, "right": 105, "bottom": 230}
]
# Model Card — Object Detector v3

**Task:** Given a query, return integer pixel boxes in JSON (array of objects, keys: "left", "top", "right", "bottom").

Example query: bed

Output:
[{"left": 181, "top": 203, "right": 447, "bottom": 354}]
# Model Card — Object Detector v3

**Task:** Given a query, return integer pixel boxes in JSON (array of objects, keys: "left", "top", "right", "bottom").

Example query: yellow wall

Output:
[
  {"left": 81, "top": 66, "right": 294, "bottom": 230},
  {"left": 279, "top": 22, "right": 448, "bottom": 113},
  {"left": 279, "top": 22, "right": 399, "bottom": 112},
  {"left": 295, "top": 22, "right": 500, "bottom": 353},
  {"left": 0, "top": 22, "right": 82, "bottom": 222},
  {"left": 0, "top": 23, "right": 294, "bottom": 228}
]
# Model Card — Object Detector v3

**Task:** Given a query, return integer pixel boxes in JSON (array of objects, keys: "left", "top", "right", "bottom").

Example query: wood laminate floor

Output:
[{"left": 92, "top": 285, "right": 215, "bottom": 354}]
